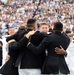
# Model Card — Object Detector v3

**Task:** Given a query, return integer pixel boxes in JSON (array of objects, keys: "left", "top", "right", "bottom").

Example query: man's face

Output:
[
  {"left": 39, "top": 25, "right": 49, "bottom": 33},
  {"left": 8, "top": 28, "right": 15, "bottom": 35}
]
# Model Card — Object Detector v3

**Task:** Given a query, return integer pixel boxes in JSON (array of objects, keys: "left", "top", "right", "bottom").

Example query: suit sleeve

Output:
[
  {"left": 27, "top": 36, "right": 51, "bottom": 55},
  {"left": 6, "top": 32, "right": 17, "bottom": 42},
  {"left": 9, "top": 37, "right": 28, "bottom": 51}
]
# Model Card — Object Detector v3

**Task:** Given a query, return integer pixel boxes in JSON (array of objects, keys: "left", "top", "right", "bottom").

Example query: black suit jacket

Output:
[
  {"left": 28, "top": 32, "right": 70, "bottom": 74},
  {"left": 0, "top": 46, "right": 2, "bottom": 66},
  {"left": 0, "top": 36, "right": 28, "bottom": 75},
  {"left": 6, "top": 29, "right": 47, "bottom": 69}
]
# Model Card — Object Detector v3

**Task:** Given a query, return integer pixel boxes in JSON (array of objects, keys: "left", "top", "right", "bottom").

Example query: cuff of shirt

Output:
[{"left": 27, "top": 42, "right": 31, "bottom": 47}]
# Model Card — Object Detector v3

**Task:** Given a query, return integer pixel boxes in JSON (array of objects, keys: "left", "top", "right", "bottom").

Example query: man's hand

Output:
[
  {"left": 8, "top": 39, "right": 15, "bottom": 44},
  {"left": 55, "top": 46, "right": 67, "bottom": 56},
  {"left": 5, "top": 54, "right": 10, "bottom": 63}
]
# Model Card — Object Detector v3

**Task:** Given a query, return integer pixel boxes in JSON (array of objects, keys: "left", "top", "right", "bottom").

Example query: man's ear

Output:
[{"left": 33, "top": 25, "right": 36, "bottom": 30}]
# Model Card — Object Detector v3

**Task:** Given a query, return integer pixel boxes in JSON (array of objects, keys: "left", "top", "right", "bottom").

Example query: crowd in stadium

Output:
[{"left": 0, "top": 0, "right": 74, "bottom": 38}]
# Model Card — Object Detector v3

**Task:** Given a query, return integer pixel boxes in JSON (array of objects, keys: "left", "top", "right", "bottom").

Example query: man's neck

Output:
[{"left": 27, "top": 27, "right": 35, "bottom": 30}]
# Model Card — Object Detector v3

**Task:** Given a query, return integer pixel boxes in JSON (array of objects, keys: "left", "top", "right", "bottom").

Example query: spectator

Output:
[{"left": 39, "top": 22, "right": 50, "bottom": 33}]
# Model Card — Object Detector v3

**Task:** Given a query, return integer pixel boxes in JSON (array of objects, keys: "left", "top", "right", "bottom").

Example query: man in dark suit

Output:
[
  {"left": 27, "top": 22, "right": 70, "bottom": 75},
  {"left": 6, "top": 19, "right": 47, "bottom": 75},
  {"left": 0, "top": 40, "right": 3, "bottom": 66},
  {"left": 0, "top": 31, "right": 36, "bottom": 75}
]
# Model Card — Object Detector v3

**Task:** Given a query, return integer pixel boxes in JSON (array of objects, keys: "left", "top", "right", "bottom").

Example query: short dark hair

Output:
[
  {"left": 18, "top": 26, "right": 26, "bottom": 30},
  {"left": 53, "top": 22, "right": 63, "bottom": 31},
  {"left": 27, "top": 18, "right": 36, "bottom": 27},
  {"left": 0, "top": 41, "right": 3, "bottom": 46}
]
